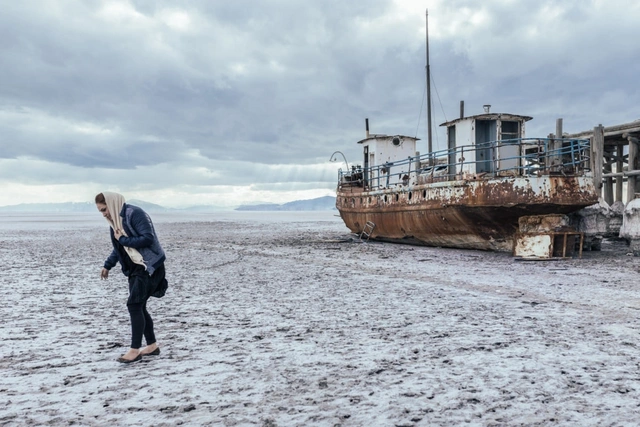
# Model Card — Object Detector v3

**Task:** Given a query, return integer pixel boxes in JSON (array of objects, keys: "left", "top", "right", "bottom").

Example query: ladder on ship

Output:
[{"left": 360, "top": 221, "right": 376, "bottom": 242}]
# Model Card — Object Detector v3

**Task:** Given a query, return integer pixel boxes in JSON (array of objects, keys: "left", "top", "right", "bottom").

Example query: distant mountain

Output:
[
  {"left": 235, "top": 203, "right": 282, "bottom": 211},
  {"left": 0, "top": 200, "right": 171, "bottom": 213},
  {"left": 0, "top": 202, "right": 96, "bottom": 212},
  {"left": 236, "top": 196, "right": 336, "bottom": 211},
  {"left": 127, "top": 199, "right": 171, "bottom": 212},
  {"left": 0, "top": 196, "right": 337, "bottom": 213},
  {"left": 178, "top": 205, "right": 233, "bottom": 212}
]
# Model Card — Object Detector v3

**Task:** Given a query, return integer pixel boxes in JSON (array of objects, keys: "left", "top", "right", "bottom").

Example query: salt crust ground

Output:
[{"left": 1, "top": 213, "right": 640, "bottom": 427}]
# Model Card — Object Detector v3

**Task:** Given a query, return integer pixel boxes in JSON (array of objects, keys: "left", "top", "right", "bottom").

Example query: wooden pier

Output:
[{"left": 566, "top": 120, "right": 640, "bottom": 203}]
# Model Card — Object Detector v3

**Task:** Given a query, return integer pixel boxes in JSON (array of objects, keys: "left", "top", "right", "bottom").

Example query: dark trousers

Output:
[{"left": 127, "top": 300, "right": 156, "bottom": 349}]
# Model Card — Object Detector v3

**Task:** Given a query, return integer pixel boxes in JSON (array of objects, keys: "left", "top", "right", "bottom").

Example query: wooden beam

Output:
[
  {"left": 604, "top": 150, "right": 613, "bottom": 205},
  {"left": 627, "top": 135, "right": 638, "bottom": 202},
  {"left": 568, "top": 123, "right": 640, "bottom": 140},
  {"left": 603, "top": 130, "right": 613, "bottom": 204},
  {"left": 616, "top": 143, "right": 624, "bottom": 202},
  {"left": 603, "top": 170, "right": 640, "bottom": 178},
  {"left": 592, "top": 125, "right": 604, "bottom": 191},
  {"left": 602, "top": 172, "right": 623, "bottom": 178},
  {"left": 628, "top": 136, "right": 640, "bottom": 196}
]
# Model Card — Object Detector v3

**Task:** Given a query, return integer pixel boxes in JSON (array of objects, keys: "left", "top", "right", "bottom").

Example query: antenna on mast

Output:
[{"left": 426, "top": 9, "right": 433, "bottom": 158}]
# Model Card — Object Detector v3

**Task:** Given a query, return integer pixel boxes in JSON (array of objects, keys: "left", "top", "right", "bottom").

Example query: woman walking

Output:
[{"left": 96, "top": 192, "right": 168, "bottom": 363}]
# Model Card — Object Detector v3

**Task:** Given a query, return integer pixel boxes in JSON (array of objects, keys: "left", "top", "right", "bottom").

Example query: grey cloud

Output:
[
  {"left": 2, "top": 1, "right": 400, "bottom": 168},
  {"left": 1, "top": 0, "right": 639, "bottom": 205}
]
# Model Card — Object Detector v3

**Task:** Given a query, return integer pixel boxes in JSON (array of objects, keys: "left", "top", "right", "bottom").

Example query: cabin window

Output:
[
  {"left": 502, "top": 121, "right": 519, "bottom": 141},
  {"left": 423, "top": 190, "right": 427, "bottom": 198},
  {"left": 384, "top": 195, "right": 388, "bottom": 203},
  {"left": 408, "top": 192, "right": 413, "bottom": 200},
  {"left": 395, "top": 194, "right": 399, "bottom": 202}
]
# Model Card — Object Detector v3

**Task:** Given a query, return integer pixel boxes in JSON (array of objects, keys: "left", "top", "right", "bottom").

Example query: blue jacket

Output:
[{"left": 103, "top": 204, "right": 166, "bottom": 276}]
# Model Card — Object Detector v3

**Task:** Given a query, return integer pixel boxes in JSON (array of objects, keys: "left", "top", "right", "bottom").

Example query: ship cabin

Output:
[
  {"left": 355, "top": 133, "right": 420, "bottom": 189},
  {"left": 441, "top": 112, "right": 532, "bottom": 179},
  {"left": 342, "top": 111, "right": 591, "bottom": 191}
]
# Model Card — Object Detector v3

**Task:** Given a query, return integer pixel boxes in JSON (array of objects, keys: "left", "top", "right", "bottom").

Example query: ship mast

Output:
[{"left": 426, "top": 9, "right": 433, "bottom": 157}]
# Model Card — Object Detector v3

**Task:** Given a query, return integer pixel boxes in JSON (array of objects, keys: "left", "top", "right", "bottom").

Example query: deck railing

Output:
[{"left": 338, "top": 137, "right": 591, "bottom": 190}]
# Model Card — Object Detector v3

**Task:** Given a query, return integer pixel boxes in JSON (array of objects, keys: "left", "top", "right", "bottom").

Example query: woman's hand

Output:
[
  {"left": 100, "top": 268, "right": 109, "bottom": 280},
  {"left": 114, "top": 229, "right": 125, "bottom": 240}
]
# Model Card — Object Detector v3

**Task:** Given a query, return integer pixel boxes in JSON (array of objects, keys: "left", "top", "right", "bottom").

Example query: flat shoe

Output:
[
  {"left": 146, "top": 348, "right": 160, "bottom": 356},
  {"left": 117, "top": 354, "right": 142, "bottom": 364}
]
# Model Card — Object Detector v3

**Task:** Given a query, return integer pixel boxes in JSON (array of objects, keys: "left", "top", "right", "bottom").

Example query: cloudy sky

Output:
[{"left": 1, "top": 0, "right": 638, "bottom": 208}]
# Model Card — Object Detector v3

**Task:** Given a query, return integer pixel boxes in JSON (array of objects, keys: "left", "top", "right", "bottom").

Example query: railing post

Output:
[
  {"left": 555, "top": 118, "right": 563, "bottom": 172},
  {"left": 546, "top": 134, "right": 555, "bottom": 172},
  {"left": 569, "top": 139, "right": 577, "bottom": 169},
  {"left": 386, "top": 165, "right": 390, "bottom": 188}
]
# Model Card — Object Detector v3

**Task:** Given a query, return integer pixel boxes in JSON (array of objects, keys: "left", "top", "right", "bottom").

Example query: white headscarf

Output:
[{"left": 102, "top": 191, "right": 146, "bottom": 268}]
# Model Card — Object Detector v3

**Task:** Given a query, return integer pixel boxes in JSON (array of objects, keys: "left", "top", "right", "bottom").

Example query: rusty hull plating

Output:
[{"left": 336, "top": 175, "right": 598, "bottom": 252}]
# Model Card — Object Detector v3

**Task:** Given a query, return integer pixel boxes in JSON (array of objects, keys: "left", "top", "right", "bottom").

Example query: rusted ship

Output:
[
  {"left": 334, "top": 10, "right": 598, "bottom": 252},
  {"left": 335, "top": 110, "right": 599, "bottom": 251}
]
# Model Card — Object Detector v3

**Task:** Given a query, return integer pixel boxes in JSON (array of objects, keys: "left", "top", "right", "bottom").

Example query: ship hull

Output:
[{"left": 336, "top": 175, "right": 599, "bottom": 251}]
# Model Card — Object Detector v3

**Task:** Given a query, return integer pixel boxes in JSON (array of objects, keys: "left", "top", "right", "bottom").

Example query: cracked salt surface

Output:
[{"left": 1, "top": 211, "right": 640, "bottom": 426}]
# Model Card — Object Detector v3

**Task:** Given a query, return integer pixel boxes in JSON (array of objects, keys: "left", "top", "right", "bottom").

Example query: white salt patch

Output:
[{"left": 0, "top": 212, "right": 638, "bottom": 426}]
